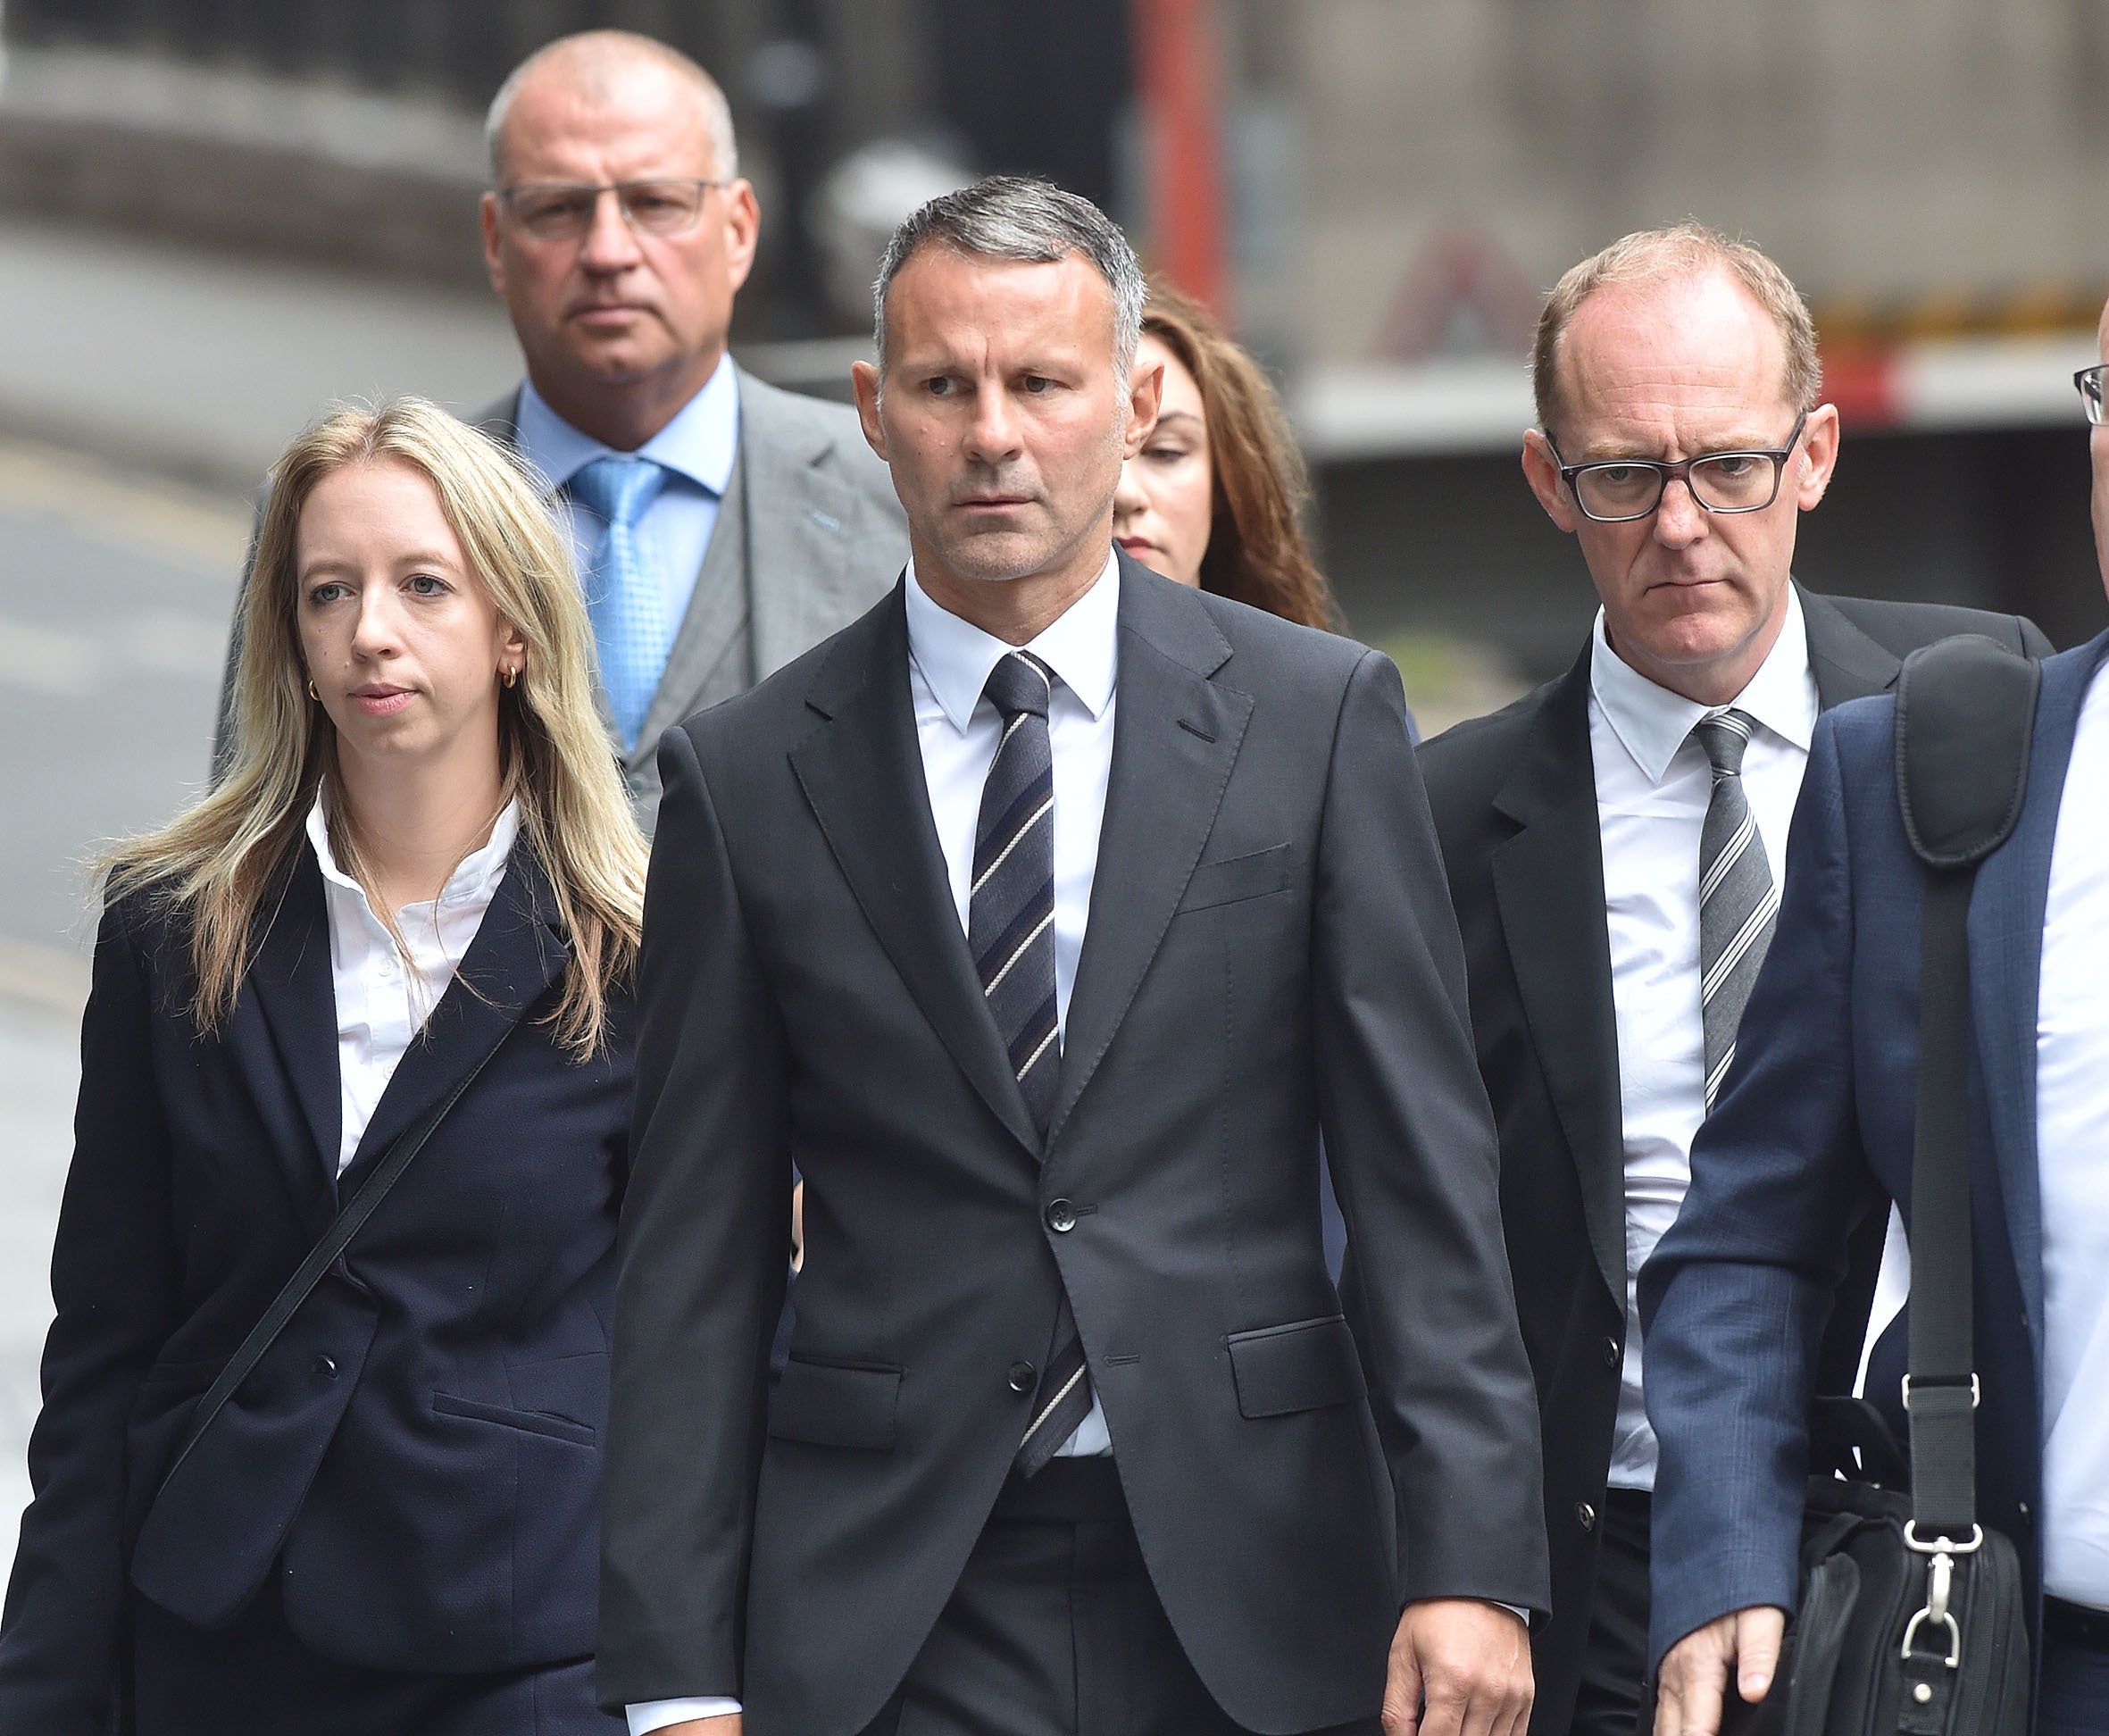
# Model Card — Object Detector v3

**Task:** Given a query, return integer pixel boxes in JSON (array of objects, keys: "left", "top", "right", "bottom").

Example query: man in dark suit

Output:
[
  {"left": 1641, "top": 310, "right": 2109, "bottom": 1736},
  {"left": 599, "top": 177, "right": 1548, "bottom": 1736},
  {"left": 216, "top": 30, "right": 905, "bottom": 820},
  {"left": 1417, "top": 224, "right": 2049, "bottom": 1736}
]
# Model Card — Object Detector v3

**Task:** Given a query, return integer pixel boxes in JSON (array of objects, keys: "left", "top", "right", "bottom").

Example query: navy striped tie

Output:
[
  {"left": 972, "top": 652, "right": 1090, "bottom": 1475},
  {"left": 1694, "top": 709, "right": 1780, "bottom": 1109}
]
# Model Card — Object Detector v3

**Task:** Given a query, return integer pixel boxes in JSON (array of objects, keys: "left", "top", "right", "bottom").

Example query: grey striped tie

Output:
[
  {"left": 972, "top": 653, "right": 1090, "bottom": 1475},
  {"left": 1694, "top": 709, "right": 1780, "bottom": 1110}
]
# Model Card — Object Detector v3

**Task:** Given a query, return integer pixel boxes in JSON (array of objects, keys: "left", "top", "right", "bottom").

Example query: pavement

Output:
[
  {"left": 0, "top": 430, "right": 251, "bottom": 1554},
  {"left": 0, "top": 213, "right": 519, "bottom": 489}
]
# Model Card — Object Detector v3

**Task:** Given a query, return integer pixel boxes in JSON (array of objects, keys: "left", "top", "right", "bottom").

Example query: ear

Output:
[
  {"left": 1124, "top": 359, "right": 1165, "bottom": 460},
  {"left": 852, "top": 361, "right": 888, "bottom": 461},
  {"left": 1521, "top": 430, "right": 1578, "bottom": 533},
  {"left": 720, "top": 179, "right": 762, "bottom": 296},
  {"left": 479, "top": 192, "right": 506, "bottom": 297},
  {"left": 498, "top": 619, "right": 529, "bottom": 667},
  {"left": 1793, "top": 403, "right": 1840, "bottom": 511}
]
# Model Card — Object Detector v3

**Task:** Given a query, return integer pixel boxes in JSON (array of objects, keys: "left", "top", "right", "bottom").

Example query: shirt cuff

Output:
[{"left": 626, "top": 1698, "right": 742, "bottom": 1733}]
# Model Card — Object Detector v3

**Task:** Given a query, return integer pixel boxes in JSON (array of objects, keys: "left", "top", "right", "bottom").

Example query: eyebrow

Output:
[
  {"left": 1150, "top": 410, "right": 1205, "bottom": 432},
  {"left": 298, "top": 552, "right": 463, "bottom": 579},
  {"left": 1570, "top": 429, "right": 1783, "bottom": 462}
]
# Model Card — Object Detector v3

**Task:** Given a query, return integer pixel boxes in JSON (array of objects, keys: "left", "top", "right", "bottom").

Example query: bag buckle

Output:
[
  {"left": 1901, "top": 1373, "right": 1980, "bottom": 1410},
  {"left": 1899, "top": 1526, "right": 1980, "bottom": 1670}
]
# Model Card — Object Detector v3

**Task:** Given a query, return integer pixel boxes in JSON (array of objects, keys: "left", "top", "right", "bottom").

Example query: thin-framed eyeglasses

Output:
[
  {"left": 1546, "top": 411, "right": 1811, "bottom": 523},
  {"left": 2075, "top": 365, "right": 2107, "bottom": 426},
  {"left": 496, "top": 179, "right": 726, "bottom": 243}
]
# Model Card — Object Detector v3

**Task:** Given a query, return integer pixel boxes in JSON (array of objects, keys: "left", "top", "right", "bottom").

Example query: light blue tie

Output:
[{"left": 570, "top": 455, "right": 672, "bottom": 750}]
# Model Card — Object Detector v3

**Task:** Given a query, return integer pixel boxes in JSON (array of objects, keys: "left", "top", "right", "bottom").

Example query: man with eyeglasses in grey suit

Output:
[{"left": 215, "top": 29, "right": 906, "bottom": 824}]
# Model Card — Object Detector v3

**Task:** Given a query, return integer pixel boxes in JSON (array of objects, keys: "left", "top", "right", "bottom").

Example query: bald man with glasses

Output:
[
  {"left": 1415, "top": 223, "right": 2049, "bottom": 1736},
  {"left": 217, "top": 29, "right": 906, "bottom": 824}
]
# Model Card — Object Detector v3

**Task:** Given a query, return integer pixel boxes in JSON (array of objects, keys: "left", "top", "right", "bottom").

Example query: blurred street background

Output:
[{"left": 3, "top": 0, "right": 2109, "bottom": 1540}]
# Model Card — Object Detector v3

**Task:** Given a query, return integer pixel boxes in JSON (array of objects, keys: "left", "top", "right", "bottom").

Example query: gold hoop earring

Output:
[
  {"left": 307, "top": 678, "right": 320, "bottom": 701},
  {"left": 501, "top": 664, "right": 519, "bottom": 689}
]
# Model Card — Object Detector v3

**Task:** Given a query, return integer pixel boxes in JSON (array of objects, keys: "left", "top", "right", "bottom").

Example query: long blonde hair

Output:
[{"left": 104, "top": 398, "right": 646, "bottom": 1056}]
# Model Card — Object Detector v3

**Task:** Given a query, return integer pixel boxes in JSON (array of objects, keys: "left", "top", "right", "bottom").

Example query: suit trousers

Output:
[
  {"left": 857, "top": 1459, "right": 1381, "bottom": 1736},
  {"left": 2036, "top": 1632, "right": 2109, "bottom": 1736},
  {"left": 1568, "top": 1488, "right": 1650, "bottom": 1736},
  {"left": 130, "top": 1581, "right": 621, "bottom": 1735}
]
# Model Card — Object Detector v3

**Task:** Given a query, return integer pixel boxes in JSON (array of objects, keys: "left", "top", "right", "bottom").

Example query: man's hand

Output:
[
  {"left": 1654, "top": 1606, "right": 1786, "bottom": 1736},
  {"left": 1383, "top": 1598, "right": 1533, "bottom": 1736},
  {"left": 659, "top": 1718, "right": 740, "bottom": 1736}
]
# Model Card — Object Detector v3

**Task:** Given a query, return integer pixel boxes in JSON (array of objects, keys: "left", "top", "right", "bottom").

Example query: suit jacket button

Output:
[
  {"left": 1007, "top": 1361, "right": 1037, "bottom": 1395},
  {"left": 313, "top": 1354, "right": 338, "bottom": 1379},
  {"left": 1603, "top": 1337, "right": 1621, "bottom": 1368},
  {"left": 1046, "top": 1199, "right": 1078, "bottom": 1234},
  {"left": 1576, "top": 1501, "right": 1596, "bottom": 1532}
]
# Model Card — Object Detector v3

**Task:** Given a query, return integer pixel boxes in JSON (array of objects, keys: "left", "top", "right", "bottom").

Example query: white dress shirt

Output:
[
  {"left": 2035, "top": 651, "right": 2109, "bottom": 1609},
  {"left": 627, "top": 555, "right": 1121, "bottom": 1736},
  {"left": 307, "top": 797, "right": 518, "bottom": 1173},
  {"left": 904, "top": 551, "right": 1120, "bottom": 1462},
  {"left": 1591, "top": 590, "right": 1818, "bottom": 1490},
  {"left": 514, "top": 351, "right": 740, "bottom": 648}
]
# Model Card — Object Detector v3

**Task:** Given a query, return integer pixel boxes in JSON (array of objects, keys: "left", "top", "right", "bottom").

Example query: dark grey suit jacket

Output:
[
  {"left": 1414, "top": 585, "right": 2052, "bottom": 1736},
  {"left": 213, "top": 364, "right": 907, "bottom": 824},
  {"left": 598, "top": 554, "right": 1549, "bottom": 1733}
]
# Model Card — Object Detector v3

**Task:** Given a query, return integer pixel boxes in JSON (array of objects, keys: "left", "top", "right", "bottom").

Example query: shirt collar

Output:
[
  {"left": 513, "top": 350, "right": 740, "bottom": 499},
  {"left": 1588, "top": 584, "right": 1817, "bottom": 784},
  {"left": 904, "top": 549, "right": 1121, "bottom": 735},
  {"left": 305, "top": 794, "right": 521, "bottom": 916}
]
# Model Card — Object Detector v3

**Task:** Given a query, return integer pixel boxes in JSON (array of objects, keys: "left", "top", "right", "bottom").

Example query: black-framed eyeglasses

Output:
[
  {"left": 1546, "top": 411, "right": 1810, "bottom": 523},
  {"left": 496, "top": 179, "right": 725, "bottom": 242},
  {"left": 2076, "top": 366, "right": 2107, "bottom": 426}
]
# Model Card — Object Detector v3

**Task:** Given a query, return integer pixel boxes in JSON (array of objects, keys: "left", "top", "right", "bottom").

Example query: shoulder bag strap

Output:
[
  {"left": 154, "top": 1039, "right": 504, "bottom": 1499},
  {"left": 1894, "top": 634, "right": 2039, "bottom": 1540}
]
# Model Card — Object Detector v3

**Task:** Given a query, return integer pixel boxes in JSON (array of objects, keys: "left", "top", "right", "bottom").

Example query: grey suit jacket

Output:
[
  {"left": 213, "top": 364, "right": 908, "bottom": 826},
  {"left": 599, "top": 555, "right": 1548, "bottom": 1732}
]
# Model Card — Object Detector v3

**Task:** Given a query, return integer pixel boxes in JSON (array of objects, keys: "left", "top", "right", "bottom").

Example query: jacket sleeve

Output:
[
  {"left": 0, "top": 900, "right": 181, "bottom": 1732},
  {"left": 597, "top": 724, "right": 792, "bottom": 1708},
  {"left": 1637, "top": 711, "right": 1880, "bottom": 1672},
  {"left": 1314, "top": 649, "right": 1551, "bottom": 1617}
]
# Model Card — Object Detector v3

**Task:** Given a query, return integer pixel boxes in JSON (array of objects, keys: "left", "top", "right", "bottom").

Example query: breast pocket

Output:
[
  {"left": 1225, "top": 1315, "right": 1368, "bottom": 1418},
  {"left": 768, "top": 1356, "right": 901, "bottom": 1450},
  {"left": 1177, "top": 843, "right": 1292, "bottom": 914}
]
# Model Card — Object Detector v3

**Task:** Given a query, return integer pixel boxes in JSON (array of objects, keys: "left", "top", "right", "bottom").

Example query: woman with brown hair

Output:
[
  {"left": 1113, "top": 274, "right": 1337, "bottom": 630},
  {"left": 0, "top": 398, "right": 641, "bottom": 1732}
]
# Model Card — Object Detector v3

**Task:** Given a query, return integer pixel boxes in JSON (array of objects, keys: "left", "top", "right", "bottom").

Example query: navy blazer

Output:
[
  {"left": 0, "top": 838, "right": 632, "bottom": 1730},
  {"left": 1638, "top": 629, "right": 2109, "bottom": 1673}
]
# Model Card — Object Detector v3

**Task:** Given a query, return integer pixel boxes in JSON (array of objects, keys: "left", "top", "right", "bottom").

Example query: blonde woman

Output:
[{"left": 0, "top": 400, "right": 643, "bottom": 1732}]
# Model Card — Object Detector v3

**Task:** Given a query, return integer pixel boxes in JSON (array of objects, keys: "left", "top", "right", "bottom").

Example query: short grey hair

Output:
[
  {"left": 485, "top": 30, "right": 738, "bottom": 187},
  {"left": 871, "top": 176, "right": 1146, "bottom": 380}
]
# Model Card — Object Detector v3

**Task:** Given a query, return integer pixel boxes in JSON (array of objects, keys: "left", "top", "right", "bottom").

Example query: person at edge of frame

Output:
[{"left": 1641, "top": 305, "right": 2109, "bottom": 1736}]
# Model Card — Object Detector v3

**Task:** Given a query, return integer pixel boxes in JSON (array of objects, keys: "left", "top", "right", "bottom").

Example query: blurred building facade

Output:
[{"left": 4, "top": 0, "right": 2106, "bottom": 672}]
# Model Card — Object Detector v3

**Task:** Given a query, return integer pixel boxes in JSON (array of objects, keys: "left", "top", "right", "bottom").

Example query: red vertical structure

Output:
[{"left": 1131, "top": 0, "right": 1228, "bottom": 319}]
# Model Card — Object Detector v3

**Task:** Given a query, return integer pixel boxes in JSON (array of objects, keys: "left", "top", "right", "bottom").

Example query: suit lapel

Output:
[
  {"left": 789, "top": 586, "right": 1043, "bottom": 1156},
  {"left": 335, "top": 839, "right": 569, "bottom": 1195},
  {"left": 738, "top": 368, "right": 863, "bottom": 682},
  {"left": 1966, "top": 634, "right": 2106, "bottom": 1356},
  {"left": 1488, "top": 649, "right": 1627, "bottom": 1305},
  {"left": 1048, "top": 559, "right": 1249, "bottom": 1148},
  {"left": 1801, "top": 585, "right": 1904, "bottom": 710},
  {"left": 238, "top": 850, "right": 341, "bottom": 1226}
]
